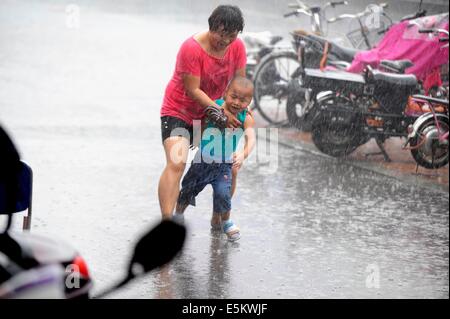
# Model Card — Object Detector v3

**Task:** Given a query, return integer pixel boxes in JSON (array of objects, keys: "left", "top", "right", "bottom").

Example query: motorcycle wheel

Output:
[
  {"left": 253, "top": 51, "right": 300, "bottom": 125},
  {"left": 311, "top": 96, "right": 366, "bottom": 157},
  {"left": 312, "top": 121, "right": 363, "bottom": 157},
  {"left": 410, "top": 117, "right": 449, "bottom": 169}
]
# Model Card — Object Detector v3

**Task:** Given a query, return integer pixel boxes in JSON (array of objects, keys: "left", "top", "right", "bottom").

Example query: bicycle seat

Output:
[
  {"left": 371, "top": 70, "right": 418, "bottom": 86},
  {"left": 380, "top": 60, "right": 414, "bottom": 74},
  {"left": 270, "top": 35, "right": 283, "bottom": 45}
]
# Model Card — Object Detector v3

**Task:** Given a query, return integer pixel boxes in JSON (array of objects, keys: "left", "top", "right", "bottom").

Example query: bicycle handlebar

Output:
[
  {"left": 328, "top": 13, "right": 364, "bottom": 23},
  {"left": 284, "top": 9, "right": 312, "bottom": 18},
  {"left": 284, "top": 11, "right": 297, "bottom": 18},
  {"left": 401, "top": 10, "right": 427, "bottom": 22},
  {"left": 287, "top": 0, "right": 309, "bottom": 10},
  {"left": 378, "top": 27, "right": 390, "bottom": 35},
  {"left": 288, "top": 3, "right": 301, "bottom": 9},
  {"left": 288, "top": 0, "right": 348, "bottom": 11},
  {"left": 328, "top": 4, "right": 387, "bottom": 23},
  {"left": 326, "top": 1, "right": 349, "bottom": 8},
  {"left": 419, "top": 28, "right": 450, "bottom": 36}
]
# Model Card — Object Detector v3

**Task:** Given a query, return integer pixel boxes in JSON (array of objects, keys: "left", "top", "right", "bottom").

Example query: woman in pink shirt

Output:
[{"left": 159, "top": 5, "right": 247, "bottom": 221}]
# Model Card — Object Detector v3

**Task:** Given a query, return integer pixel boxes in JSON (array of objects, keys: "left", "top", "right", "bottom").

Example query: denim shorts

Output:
[{"left": 177, "top": 160, "right": 232, "bottom": 214}]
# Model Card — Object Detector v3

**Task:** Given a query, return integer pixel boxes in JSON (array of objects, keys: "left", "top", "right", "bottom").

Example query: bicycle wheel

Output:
[{"left": 253, "top": 51, "right": 300, "bottom": 125}]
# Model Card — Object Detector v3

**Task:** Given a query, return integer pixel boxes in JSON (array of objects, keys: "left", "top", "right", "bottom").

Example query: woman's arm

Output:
[
  {"left": 182, "top": 74, "right": 218, "bottom": 109},
  {"left": 235, "top": 67, "right": 246, "bottom": 78},
  {"left": 182, "top": 74, "right": 242, "bottom": 128}
]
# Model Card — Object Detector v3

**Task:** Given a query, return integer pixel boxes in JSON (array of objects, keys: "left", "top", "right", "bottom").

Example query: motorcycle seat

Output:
[
  {"left": 380, "top": 60, "right": 414, "bottom": 74},
  {"left": 329, "top": 42, "right": 360, "bottom": 63},
  {"left": 306, "top": 33, "right": 360, "bottom": 62},
  {"left": 371, "top": 70, "right": 418, "bottom": 86},
  {"left": 305, "top": 68, "right": 366, "bottom": 83}
]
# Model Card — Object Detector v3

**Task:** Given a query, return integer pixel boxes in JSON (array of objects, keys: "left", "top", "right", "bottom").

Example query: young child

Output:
[{"left": 173, "top": 75, "right": 255, "bottom": 241}]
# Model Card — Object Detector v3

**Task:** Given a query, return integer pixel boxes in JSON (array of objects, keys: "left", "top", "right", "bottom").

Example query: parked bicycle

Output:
[
  {"left": 252, "top": 0, "right": 350, "bottom": 125},
  {"left": 240, "top": 31, "right": 283, "bottom": 80},
  {"left": 328, "top": 3, "right": 392, "bottom": 49},
  {"left": 375, "top": 0, "right": 428, "bottom": 39}
]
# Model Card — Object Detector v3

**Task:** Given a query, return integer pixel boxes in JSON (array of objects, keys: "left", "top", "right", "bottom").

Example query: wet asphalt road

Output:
[{"left": 0, "top": 0, "right": 448, "bottom": 298}]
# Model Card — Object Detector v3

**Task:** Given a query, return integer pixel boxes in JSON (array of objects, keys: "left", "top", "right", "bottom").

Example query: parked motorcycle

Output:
[
  {"left": 285, "top": 30, "right": 413, "bottom": 131},
  {"left": 251, "top": 0, "right": 351, "bottom": 125},
  {"left": 307, "top": 62, "right": 448, "bottom": 168},
  {"left": 287, "top": 12, "right": 448, "bottom": 132},
  {"left": 0, "top": 126, "right": 186, "bottom": 298}
]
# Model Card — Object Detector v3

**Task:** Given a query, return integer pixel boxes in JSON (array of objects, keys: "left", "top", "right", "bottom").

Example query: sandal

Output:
[{"left": 222, "top": 220, "right": 240, "bottom": 242}]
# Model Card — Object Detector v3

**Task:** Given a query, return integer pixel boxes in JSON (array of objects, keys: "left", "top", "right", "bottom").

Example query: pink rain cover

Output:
[{"left": 347, "top": 13, "right": 449, "bottom": 85}]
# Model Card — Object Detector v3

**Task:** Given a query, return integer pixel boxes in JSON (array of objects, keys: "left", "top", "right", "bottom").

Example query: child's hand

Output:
[{"left": 232, "top": 152, "right": 245, "bottom": 170}]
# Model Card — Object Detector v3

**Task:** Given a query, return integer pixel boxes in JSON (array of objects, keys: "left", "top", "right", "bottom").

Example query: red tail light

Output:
[{"left": 72, "top": 255, "right": 90, "bottom": 279}]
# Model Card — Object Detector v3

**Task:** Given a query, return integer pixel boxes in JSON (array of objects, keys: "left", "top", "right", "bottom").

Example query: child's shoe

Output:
[{"left": 222, "top": 220, "right": 240, "bottom": 242}]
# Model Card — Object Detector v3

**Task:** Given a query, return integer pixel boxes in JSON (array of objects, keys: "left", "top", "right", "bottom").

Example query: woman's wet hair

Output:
[{"left": 208, "top": 5, "right": 244, "bottom": 33}]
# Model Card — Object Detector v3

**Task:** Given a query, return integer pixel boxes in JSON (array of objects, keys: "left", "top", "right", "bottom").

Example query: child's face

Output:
[{"left": 224, "top": 82, "right": 253, "bottom": 115}]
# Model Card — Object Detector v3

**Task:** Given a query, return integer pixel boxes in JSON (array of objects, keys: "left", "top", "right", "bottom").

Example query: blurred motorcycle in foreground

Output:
[{"left": 0, "top": 126, "right": 186, "bottom": 298}]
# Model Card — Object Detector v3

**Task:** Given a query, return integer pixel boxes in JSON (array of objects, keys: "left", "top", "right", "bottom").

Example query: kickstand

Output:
[{"left": 365, "top": 139, "right": 391, "bottom": 162}]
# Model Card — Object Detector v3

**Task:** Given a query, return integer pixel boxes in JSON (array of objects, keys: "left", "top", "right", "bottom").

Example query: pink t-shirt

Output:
[{"left": 161, "top": 36, "right": 247, "bottom": 126}]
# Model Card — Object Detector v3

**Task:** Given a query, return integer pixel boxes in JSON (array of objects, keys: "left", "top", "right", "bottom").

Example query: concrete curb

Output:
[{"left": 267, "top": 130, "right": 449, "bottom": 195}]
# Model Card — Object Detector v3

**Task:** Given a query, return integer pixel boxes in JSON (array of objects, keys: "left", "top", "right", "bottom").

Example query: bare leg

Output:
[
  {"left": 158, "top": 136, "right": 189, "bottom": 220},
  {"left": 175, "top": 202, "right": 189, "bottom": 214},
  {"left": 231, "top": 166, "right": 238, "bottom": 197},
  {"left": 211, "top": 211, "right": 224, "bottom": 227},
  {"left": 220, "top": 211, "right": 231, "bottom": 221}
]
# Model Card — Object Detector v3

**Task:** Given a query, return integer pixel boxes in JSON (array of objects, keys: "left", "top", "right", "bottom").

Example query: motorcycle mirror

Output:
[
  {"left": 128, "top": 220, "right": 186, "bottom": 275},
  {"left": 94, "top": 220, "right": 186, "bottom": 298}
]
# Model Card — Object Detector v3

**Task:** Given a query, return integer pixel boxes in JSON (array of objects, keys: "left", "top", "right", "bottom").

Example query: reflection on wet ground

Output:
[{"left": 149, "top": 146, "right": 448, "bottom": 299}]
